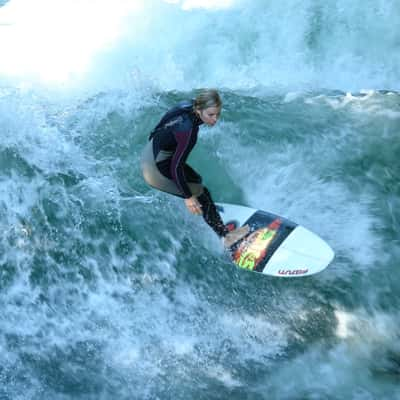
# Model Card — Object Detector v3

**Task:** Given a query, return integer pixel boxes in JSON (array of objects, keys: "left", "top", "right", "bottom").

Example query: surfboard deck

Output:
[{"left": 216, "top": 203, "right": 334, "bottom": 277}]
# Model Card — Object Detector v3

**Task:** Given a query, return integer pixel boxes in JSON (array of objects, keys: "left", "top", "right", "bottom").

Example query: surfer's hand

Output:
[{"left": 185, "top": 196, "right": 203, "bottom": 215}]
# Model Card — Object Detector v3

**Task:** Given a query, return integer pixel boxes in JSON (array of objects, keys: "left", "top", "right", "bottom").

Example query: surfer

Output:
[{"left": 141, "top": 89, "right": 249, "bottom": 247}]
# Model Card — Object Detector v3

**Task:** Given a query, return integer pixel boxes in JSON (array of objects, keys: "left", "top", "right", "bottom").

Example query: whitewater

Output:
[{"left": 0, "top": 0, "right": 399, "bottom": 399}]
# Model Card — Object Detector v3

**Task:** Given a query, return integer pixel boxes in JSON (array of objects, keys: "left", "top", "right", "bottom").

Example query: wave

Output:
[{"left": 0, "top": 0, "right": 399, "bottom": 92}]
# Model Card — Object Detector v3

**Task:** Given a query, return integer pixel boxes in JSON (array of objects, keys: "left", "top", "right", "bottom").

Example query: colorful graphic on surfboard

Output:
[
  {"left": 216, "top": 203, "right": 334, "bottom": 277},
  {"left": 233, "top": 219, "right": 281, "bottom": 271}
]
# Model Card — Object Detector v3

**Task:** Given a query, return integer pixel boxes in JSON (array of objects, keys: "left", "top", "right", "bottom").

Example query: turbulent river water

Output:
[{"left": 1, "top": 1, "right": 399, "bottom": 399}]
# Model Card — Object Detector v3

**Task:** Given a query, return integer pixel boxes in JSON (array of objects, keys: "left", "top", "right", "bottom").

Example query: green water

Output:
[
  {"left": 1, "top": 88, "right": 399, "bottom": 400},
  {"left": 1, "top": 0, "right": 400, "bottom": 398}
]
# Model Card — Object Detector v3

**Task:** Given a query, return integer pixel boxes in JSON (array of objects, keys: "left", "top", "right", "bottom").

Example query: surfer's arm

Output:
[
  {"left": 184, "top": 196, "right": 203, "bottom": 215},
  {"left": 170, "top": 129, "right": 196, "bottom": 198}
]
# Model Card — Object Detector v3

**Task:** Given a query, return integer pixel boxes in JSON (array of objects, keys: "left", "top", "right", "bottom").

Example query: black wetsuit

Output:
[{"left": 147, "top": 101, "right": 228, "bottom": 237}]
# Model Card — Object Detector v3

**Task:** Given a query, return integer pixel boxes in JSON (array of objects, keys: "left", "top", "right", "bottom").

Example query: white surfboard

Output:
[{"left": 216, "top": 203, "right": 334, "bottom": 277}]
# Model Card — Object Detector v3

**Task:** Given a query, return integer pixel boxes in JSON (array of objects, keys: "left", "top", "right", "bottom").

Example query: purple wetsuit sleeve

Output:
[{"left": 171, "top": 129, "right": 196, "bottom": 198}]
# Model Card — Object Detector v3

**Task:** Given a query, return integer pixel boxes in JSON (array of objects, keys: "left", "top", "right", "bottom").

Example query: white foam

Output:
[
  {"left": 206, "top": 365, "right": 242, "bottom": 388},
  {"left": 1, "top": 0, "right": 399, "bottom": 92},
  {"left": 335, "top": 310, "right": 356, "bottom": 339},
  {"left": 209, "top": 115, "right": 384, "bottom": 272}
]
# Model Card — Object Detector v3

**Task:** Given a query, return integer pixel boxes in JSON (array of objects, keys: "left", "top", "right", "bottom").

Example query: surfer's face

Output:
[{"left": 197, "top": 106, "right": 221, "bottom": 126}]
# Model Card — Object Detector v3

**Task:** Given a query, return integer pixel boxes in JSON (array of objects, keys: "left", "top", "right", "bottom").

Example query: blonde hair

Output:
[{"left": 194, "top": 89, "right": 222, "bottom": 111}]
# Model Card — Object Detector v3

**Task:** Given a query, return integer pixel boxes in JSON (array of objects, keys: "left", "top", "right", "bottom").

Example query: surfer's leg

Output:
[
  {"left": 183, "top": 166, "right": 228, "bottom": 237},
  {"left": 183, "top": 164, "right": 202, "bottom": 184},
  {"left": 142, "top": 147, "right": 225, "bottom": 235},
  {"left": 196, "top": 184, "right": 250, "bottom": 245},
  {"left": 141, "top": 143, "right": 203, "bottom": 197},
  {"left": 197, "top": 187, "right": 228, "bottom": 237}
]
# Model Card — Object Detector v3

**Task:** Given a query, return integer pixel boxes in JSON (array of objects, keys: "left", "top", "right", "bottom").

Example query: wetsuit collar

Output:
[{"left": 190, "top": 110, "right": 204, "bottom": 127}]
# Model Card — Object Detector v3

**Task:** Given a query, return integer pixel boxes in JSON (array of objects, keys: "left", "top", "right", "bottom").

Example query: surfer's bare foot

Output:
[{"left": 223, "top": 225, "right": 250, "bottom": 248}]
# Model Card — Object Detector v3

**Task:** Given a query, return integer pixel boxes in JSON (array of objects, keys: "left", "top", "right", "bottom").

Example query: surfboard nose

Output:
[
  {"left": 264, "top": 226, "right": 335, "bottom": 277},
  {"left": 285, "top": 226, "right": 335, "bottom": 263},
  {"left": 216, "top": 202, "right": 334, "bottom": 277}
]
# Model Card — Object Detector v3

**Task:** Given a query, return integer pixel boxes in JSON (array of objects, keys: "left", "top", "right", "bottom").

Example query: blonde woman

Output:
[{"left": 141, "top": 89, "right": 248, "bottom": 247}]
